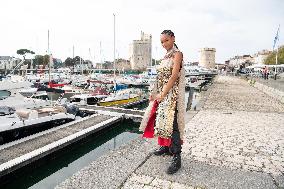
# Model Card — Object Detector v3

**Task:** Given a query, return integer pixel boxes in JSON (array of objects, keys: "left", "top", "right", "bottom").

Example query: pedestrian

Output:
[
  {"left": 262, "top": 67, "right": 266, "bottom": 79},
  {"left": 139, "top": 30, "right": 185, "bottom": 174},
  {"left": 264, "top": 66, "right": 269, "bottom": 80}
]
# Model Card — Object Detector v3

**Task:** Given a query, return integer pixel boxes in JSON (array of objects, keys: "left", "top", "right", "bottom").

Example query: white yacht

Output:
[{"left": 0, "top": 104, "right": 78, "bottom": 142}]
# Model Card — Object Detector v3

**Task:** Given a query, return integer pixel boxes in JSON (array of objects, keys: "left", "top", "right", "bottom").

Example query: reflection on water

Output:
[{"left": 1, "top": 120, "right": 141, "bottom": 189}]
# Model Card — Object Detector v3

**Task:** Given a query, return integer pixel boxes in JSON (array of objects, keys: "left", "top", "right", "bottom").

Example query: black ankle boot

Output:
[
  {"left": 166, "top": 154, "right": 181, "bottom": 174},
  {"left": 153, "top": 146, "right": 171, "bottom": 156}
]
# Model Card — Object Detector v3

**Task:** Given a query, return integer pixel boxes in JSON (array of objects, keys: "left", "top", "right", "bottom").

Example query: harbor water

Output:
[{"left": 1, "top": 120, "right": 141, "bottom": 189}]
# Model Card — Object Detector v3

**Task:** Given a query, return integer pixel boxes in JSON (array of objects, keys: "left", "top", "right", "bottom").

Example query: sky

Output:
[{"left": 0, "top": 0, "right": 283, "bottom": 63}]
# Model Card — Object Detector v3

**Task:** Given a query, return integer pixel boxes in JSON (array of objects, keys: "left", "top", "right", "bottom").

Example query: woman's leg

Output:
[
  {"left": 169, "top": 109, "right": 182, "bottom": 154},
  {"left": 167, "top": 109, "right": 182, "bottom": 174}
]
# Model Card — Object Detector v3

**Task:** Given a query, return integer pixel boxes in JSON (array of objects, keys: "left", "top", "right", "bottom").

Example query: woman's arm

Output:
[{"left": 157, "top": 51, "right": 183, "bottom": 101}]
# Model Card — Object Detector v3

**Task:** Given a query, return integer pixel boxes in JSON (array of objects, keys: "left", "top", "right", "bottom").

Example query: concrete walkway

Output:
[
  {"left": 56, "top": 76, "right": 284, "bottom": 189},
  {"left": 255, "top": 77, "right": 284, "bottom": 92}
]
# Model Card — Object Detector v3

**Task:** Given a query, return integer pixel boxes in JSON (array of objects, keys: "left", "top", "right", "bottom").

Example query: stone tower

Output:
[
  {"left": 129, "top": 31, "right": 152, "bottom": 70},
  {"left": 199, "top": 48, "right": 216, "bottom": 69}
]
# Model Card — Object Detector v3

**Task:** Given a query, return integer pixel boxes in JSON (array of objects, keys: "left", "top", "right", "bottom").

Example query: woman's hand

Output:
[
  {"left": 149, "top": 94, "right": 154, "bottom": 101},
  {"left": 155, "top": 93, "right": 165, "bottom": 102}
]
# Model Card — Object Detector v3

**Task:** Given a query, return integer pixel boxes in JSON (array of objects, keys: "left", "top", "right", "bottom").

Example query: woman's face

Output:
[{"left": 160, "top": 34, "right": 175, "bottom": 51}]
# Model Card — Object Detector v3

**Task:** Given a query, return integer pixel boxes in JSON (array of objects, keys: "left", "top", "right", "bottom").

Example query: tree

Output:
[
  {"left": 33, "top": 54, "right": 49, "bottom": 69},
  {"left": 16, "top": 49, "right": 35, "bottom": 70},
  {"left": 74, "top": 56, "right": 84, "bottom": 64},
  {"left": 264, "top": 47, "right": 284, "bottom": 65},
  {"left": 42, "top": 55, "right": 50, "bottom": 68},
  {"left": 34, "top": 55, "right": 44, "bottom": 68},
  {"left": 16, "top": 49, "right": 35, "bottom": 60},
  {"left": 63, "top": 56, "right": 85, "bottom": 68},
  {"left": 64, "top": 57, "right": 75, "bottom": 67}
]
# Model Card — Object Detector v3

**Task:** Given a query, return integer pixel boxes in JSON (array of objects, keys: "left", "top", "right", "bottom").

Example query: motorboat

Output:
[
  {"left": 70, "top": 87, "right": 109, "bottom": 105},
  {"left": 0, "top": 75, "right": 32, "bottom": 91},
  {"left": 98, "top": 88, "right": 140, "bottom": 107},
  {"left": 0, "top": 104, "right": 79, "bottom": 143},
  {"left": 18, "top": 87, "right": 38, "bottom": 97}
]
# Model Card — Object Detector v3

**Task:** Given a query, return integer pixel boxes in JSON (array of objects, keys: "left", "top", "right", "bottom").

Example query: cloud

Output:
[{"left": 0, "top": 0, "right": 283, "bottom": 63}]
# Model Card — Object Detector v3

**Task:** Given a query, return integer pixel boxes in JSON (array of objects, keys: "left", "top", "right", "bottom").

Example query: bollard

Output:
[{"left": 186, "top": 87, "right": 194, "bottom": 111}]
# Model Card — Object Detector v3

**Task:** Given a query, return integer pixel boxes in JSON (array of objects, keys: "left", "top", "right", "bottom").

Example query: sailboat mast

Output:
[
  {"left": 100, "top": 41, "right": 102, "bottom": 70},
  {"left": 48, "top": 30, "right": 51, "bottom": 84},
  {"left": 113, "top": 13, "right": 116, "bottom": 78},
  {"left": 275, "top": 24, "right": 280, "bottom": 78}
]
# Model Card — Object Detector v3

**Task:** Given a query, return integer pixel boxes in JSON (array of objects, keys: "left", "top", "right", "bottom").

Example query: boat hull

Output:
[{"left": 98, "top": 97, "right": 139, "bottom": 107}]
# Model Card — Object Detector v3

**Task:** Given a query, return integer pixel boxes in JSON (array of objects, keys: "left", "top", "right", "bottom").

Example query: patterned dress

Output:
[{"left": 154, "top": 47, "right": 186, "bottom": 140}]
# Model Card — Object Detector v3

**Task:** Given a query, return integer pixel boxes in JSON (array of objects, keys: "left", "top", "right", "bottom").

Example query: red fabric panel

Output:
[
  {"left": 142, "top": 100, "right": 158, "bottom": 138},
  {"left": 142, "top": 100, "right": 183, "bottom": 147},
  {"left": 158, "top": 137, "right": 172, "bottom": 146}
]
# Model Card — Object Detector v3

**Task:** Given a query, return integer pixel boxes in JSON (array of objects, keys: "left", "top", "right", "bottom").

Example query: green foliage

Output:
[
  {"left": 32, "top": 55, "right": 52, "bottom": 68},
  {"left": 43, "top": 55, "right": 50, "bottom": 68},
  {"left": 64, "top": 56, "right": 84, "bottom": 67},
  {"left": 16, "top": 49, "right": 35, "bottom": 58},
  {"left": 264, "top": 47, "right": 284, "bottom": 65},
  {"left": 74, "top": 56, "right": 83, "bottom": 63},
  {"left": 64, "top": 57, "right": 75, "bottom": 67},
  {"left": 34, "top": 55, "right": 44, "bottom": 66}
]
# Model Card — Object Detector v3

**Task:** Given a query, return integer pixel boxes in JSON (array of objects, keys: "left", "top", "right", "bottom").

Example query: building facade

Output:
[
  {"left": 199, "top": 48, "right": 216, "bottom": 69},
  {"left": 129, "top": 31, "right": 152, "bottom": 71},
  {"left": 252, "top": 50, "right": 272, "bottom": 65},
  {"left": 0, "top": 56, "right": 21, "bottom": 72},
  {"left": 227, "top": 53, "right": 267, "bottom": 68},
  {"left": 115, "top": 59, "right": 131, "bottom": 71}
]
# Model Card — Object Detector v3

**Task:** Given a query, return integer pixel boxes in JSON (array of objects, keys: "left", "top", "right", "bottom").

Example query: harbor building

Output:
[
  {"left": 129, "top": 32, "right": 152, "bottom": 71},
  {"left": 228, "top": 55, "right": 254, "bottom": 68},
  {"left": 199, "top": 48, "right": 216, "bottom": 69},
  {"left": 252, "top": 50, "right": 272, "bottom": 65},
  {"left": 95, "top": 59, "right": 131, "bottom": 71},
  {"left": 115, "top": 59, "right": 131, "bottom": 71},
  {"left": 0, "top": 56, "right": 21, "bottom": 73}
]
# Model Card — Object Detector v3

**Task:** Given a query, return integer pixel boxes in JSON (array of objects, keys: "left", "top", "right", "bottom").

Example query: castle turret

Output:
[
  {"left": 129, "top": 31, "right": 152, "bottom": 70},
  {"left": 199, "top": 48, "right": 216, "bottom": 69}
]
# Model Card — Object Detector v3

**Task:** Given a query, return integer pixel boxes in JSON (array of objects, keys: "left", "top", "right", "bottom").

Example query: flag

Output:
[{"left": 273, "top": 25, "right": 280, "bottom": 50}]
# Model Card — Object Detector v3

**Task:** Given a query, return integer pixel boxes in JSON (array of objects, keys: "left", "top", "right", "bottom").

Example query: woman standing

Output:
[{"left": 140, "top": 30, "right": 185, "bottom": 174}]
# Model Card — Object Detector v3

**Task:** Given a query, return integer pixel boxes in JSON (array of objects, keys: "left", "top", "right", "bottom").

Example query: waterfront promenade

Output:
[{"left": 56, "top": 76, "right": 284, "bottom": 189}]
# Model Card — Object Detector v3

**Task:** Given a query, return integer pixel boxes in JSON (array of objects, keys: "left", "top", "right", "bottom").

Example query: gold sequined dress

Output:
[{"left": 154, "top": 47, "right": 186, "bottom": 140}]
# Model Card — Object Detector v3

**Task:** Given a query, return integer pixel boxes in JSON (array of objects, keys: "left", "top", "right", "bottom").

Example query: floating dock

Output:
[{"left": 0, "top": 107, "right": 144, "bottom": 179}]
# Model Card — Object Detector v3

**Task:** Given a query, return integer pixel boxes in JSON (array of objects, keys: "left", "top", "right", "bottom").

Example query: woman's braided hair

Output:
[{"left": 161, "top": 30, "right": 178, "bottom": 49}]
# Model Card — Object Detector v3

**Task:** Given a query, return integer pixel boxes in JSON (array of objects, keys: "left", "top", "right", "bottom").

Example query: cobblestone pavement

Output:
[
  {"left": 121, "top": 76, "right": 284, "bottom": 189},
  {"left": 202, "top": 76, "right": 284, "bottom": 112},
  {"left": 122, "top": 173, "right": 196, "bottom": 189}
]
